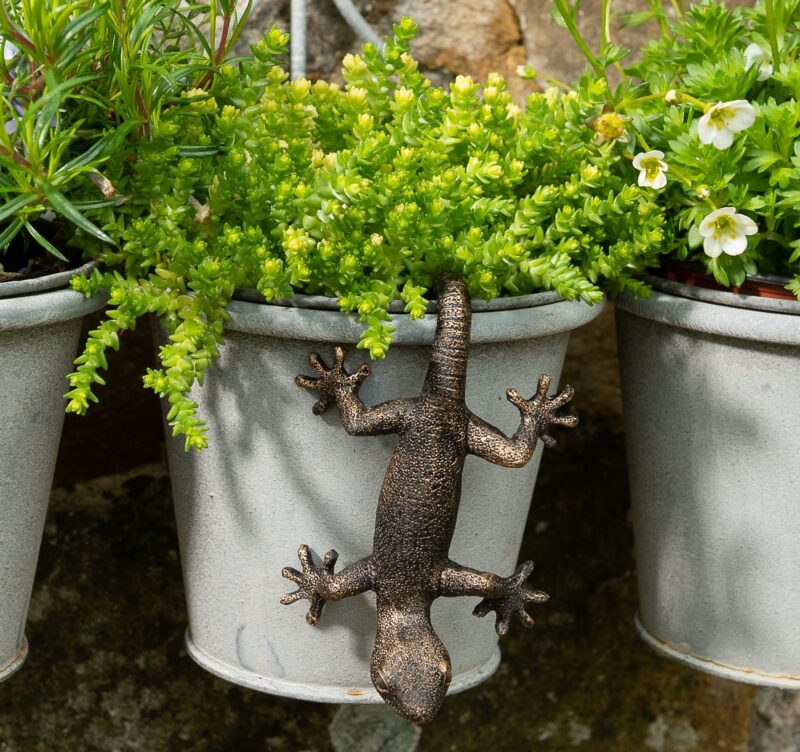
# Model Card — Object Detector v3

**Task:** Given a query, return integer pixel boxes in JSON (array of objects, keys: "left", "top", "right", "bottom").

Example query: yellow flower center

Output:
[
  {"left": 640, "top": 157, "right": 663, "bottom": 180},
  {"left": 707, "top": 106, "right": 734, "bottom": 130},
  {"left": 712, "top": 215, "right": 737, "bottom": 238}
]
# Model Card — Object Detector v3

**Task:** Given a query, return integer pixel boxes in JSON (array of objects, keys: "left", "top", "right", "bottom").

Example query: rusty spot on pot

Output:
[
  {"left": 0, "top": 642, "right": 27, "bottom": 673},
  {"left": 345, "top": 689, "right": 364, "bottom": 697}
]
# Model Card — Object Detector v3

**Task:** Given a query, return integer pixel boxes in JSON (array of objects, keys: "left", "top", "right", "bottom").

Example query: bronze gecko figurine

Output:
[{"left": 282, "top": 275, "right": 577, "bottom": 725}]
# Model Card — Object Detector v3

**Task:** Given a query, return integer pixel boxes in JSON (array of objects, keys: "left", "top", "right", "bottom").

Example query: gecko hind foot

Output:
[
  {"left": 295, "top": 347, "right": 371, "bottom": 415},
  {"left": 472, "top": 561, "right": 549, "bottom": 636},
  {"left": 281, "top": 544, "right": 339, "bottom": 625},
  {"left": 507, "top": 373, "right": 578, "bottom": 448}
]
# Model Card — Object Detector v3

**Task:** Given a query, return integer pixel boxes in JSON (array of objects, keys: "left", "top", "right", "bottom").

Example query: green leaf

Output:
[
  {"left": 38, "top": 183, "right": 113, "bottom": 244},
  {"left": 55, "top": 121, "right": 139, "bottom": 177},
  {"left": 619, "top": 10, "right": 658, "bottom": 29},
  {"left": 601, "top": 44, "right": 631, "bottom": 67},
  {"left": 23, "top": 221, "right": 68, "bottom": 261},
  {"left": 0, "top": 218, "right": 24, "bottom": 251},
  {"left": 687, "top": 225, "right": 704, "bottom": 249},
  {"left": 0, "top": 193, "right": 38, "bottom": 224},
  {"left": 176, "top": 144, "right": 222, "bottom": 157},
  {"left": 61, "top": 2, "right": 110, "bottom": 45}
]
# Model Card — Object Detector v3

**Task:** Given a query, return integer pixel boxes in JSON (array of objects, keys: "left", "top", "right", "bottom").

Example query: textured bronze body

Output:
[{"left": 282, "top": 276, "right": 577, "bottom": 724}]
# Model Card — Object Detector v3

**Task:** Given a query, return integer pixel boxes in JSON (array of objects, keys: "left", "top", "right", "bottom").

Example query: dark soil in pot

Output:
[{"left": 0, "top": 219, "right": 84, "bottom": 283}]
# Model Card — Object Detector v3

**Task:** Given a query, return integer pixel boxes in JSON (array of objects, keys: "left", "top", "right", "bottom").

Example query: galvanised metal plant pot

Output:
[
  {"left": 616, "top": 276, "right": 800, "bottom": 688},
  {"left": 160, "top": 291, "right": 603, "bottom": 703},
  {"left": 0, "top": 263, "right": 105, "bottom": 682}
]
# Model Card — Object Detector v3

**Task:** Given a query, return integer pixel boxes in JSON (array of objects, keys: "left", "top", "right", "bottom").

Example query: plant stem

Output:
[
  {"left": 618, "top": 92, "right": 670, "bottom": 109},
  {"left": 545, "top": 77, "right": 572, "bottom": 90},
  {"left": 197, "top": 12, "right": 232, "bottom": 89},
  {"left": 669, "top": 0, "right": 684, "bottom": 18},
  {"left": 600, "top": 0, "right": 612, "bottom": 54},
  {"left": 0, "top": 144, "right": 33, "bottom": 169},
  {"left": 764, "top": 0, "right": 781, "bottom": 71},
  {"left": 135, "top": 87, "right": 151, "bottom": 140},
  {"left": 552, "top": 0, "right": 606, "bottom": 77},
  {"left": 679, "top": 92, "right": 707, "bottom": 109},
  {"left": 0, "top": 3, "right": 36, "bottom": 55}
]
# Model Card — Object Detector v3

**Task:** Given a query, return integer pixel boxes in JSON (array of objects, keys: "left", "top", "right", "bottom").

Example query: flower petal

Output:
[
  {"left": 703, "top": 236, "right": 724, "bottom": 258},
  {"left": 721, "top": 233, "right": 748, "bottom": 256},
  {"left": 733, "top": 213, "right": 759, "bottom": 235},
  {"left": 744, "top": 44, "right": 766, "bottom": 69},
  {"left": 697, "top": 114, "right": 717, "bottom": 145},
  {"left": 725, "top": 101, "right": 756, "bottom": 131},
  {"left": 711, "top": 126, "right": 735, "bottom": 150},
  {"left": 2, "top": 39, "right": 19, "bottom": 62},
  {"left": 649, "top": 171, "right": 667, "bottom": 190}
]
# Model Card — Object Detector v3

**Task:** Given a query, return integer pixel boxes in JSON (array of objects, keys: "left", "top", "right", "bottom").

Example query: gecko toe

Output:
[
  {"left": 536, "top": 373, "right": 552, "bottom": 398},
  {"left": 518, "top": 609, "right": 534, "bottom": 629},
  {"left": 282, "top": 566, "right": 303, "bottom": 584},
  {"left": 541, "top": 433, "right": 557, "bottom": 448}
]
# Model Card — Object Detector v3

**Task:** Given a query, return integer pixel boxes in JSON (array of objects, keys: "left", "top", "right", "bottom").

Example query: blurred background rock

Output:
[{"left": 2, "top": 1, "right": 796, "bottom": 750}]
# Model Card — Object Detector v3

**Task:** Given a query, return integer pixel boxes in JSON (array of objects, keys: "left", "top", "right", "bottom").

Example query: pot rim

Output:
[
  {"left": 225, "top": 290, "right": 605, "bottom": 345},
  {"left": 649, "top": 274, "right": 799, "bottom": 315},
  {"left": 616, "top": 277, "right": 800, "bottom": 346},
  {"left": 0, "top": 260, "right": 96, "bottom": 300},
  {"left": 0, "top": 261, "right": 107, "bottom": 332},
  {"left": 233, "top": 287, "right": 563, "bottom": 312}
]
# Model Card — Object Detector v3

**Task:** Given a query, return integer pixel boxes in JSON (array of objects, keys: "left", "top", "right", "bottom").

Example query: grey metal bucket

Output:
[
  {"left": 616, "top": 278, "right": 800, "bottom": 688},
  {"left": 160, "top": 291, "right": 603, "bottom": 702},
  {"left": 0, "top": 263, "right": 105, "bottom": 681}
]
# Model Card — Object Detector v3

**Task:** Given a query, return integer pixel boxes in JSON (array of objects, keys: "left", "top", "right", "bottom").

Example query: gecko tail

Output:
[{"left": 422, "top": 274, "right": 472, "bottom": 401}]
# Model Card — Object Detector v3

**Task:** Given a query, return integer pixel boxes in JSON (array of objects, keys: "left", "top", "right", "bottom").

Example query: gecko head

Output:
[{"left": 370, "top": 611, "right": 452, "bottom": 725}]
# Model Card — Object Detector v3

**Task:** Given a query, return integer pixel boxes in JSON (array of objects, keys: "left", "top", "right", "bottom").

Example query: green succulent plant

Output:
[
  {"left": 67, "top": 19, "right": 667, "bottom": 449},
  {"left": 63, "top": 17, "right": 673, "bottom": 450}
]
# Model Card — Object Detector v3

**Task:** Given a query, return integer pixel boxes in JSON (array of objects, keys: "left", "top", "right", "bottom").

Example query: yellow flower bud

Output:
[{"left": 394, "top": 88, "right": 414, "bottom": 107}]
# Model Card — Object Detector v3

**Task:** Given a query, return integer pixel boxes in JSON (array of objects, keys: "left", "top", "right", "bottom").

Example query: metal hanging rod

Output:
[{"left": 290, "top": 0, "right": 382, "bottom": 79}]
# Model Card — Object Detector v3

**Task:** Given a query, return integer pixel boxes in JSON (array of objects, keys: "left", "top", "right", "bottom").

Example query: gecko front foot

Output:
[
  {"left": 507, "top": 373, "right": 578, "bottom": 448},
  {"left": 281, "top": 545, "right": 339, "bottom": 625},
  {"left": 295, "top": 346, "right": 372, "bottom": 415},
  {"left": 473, "top": 561, "right": 548, "bottom": 636}
]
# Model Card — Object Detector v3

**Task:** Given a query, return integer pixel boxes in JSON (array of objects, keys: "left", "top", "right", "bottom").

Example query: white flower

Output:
[
  {"left": 697, "top": 100, "right": 756, "bottom": 149},
  {"left": 744, "top": 43, "right": 773, "bottom": 81},
  {"left": 699, "top": 207, "right": 758, "bottom": 258},
  {"left": 0, "top": 37, "right": 19, "bottom": 60},
  {"left": 632, "top": 150, "right": 669, "bottom": 190},
  {"left": 1, "top": 37, "right": 19, "bottom": 62},
  {"left": 516, "top": 64, "right": 537, "bottom": 80}
]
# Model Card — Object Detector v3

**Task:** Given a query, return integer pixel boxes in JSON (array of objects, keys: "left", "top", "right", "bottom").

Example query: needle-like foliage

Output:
[{"left": 0, "top": 0, "right": 251, "bottom": 257}]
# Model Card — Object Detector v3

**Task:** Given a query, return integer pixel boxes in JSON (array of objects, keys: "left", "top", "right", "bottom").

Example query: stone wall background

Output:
[{"left": 2, "top": 1, "right": 797, "bottom": 750}]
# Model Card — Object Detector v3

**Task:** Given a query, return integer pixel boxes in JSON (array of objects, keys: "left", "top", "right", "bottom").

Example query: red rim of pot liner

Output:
[{"left": 658, "top": 261, "right": 796, "bottom": 301}]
